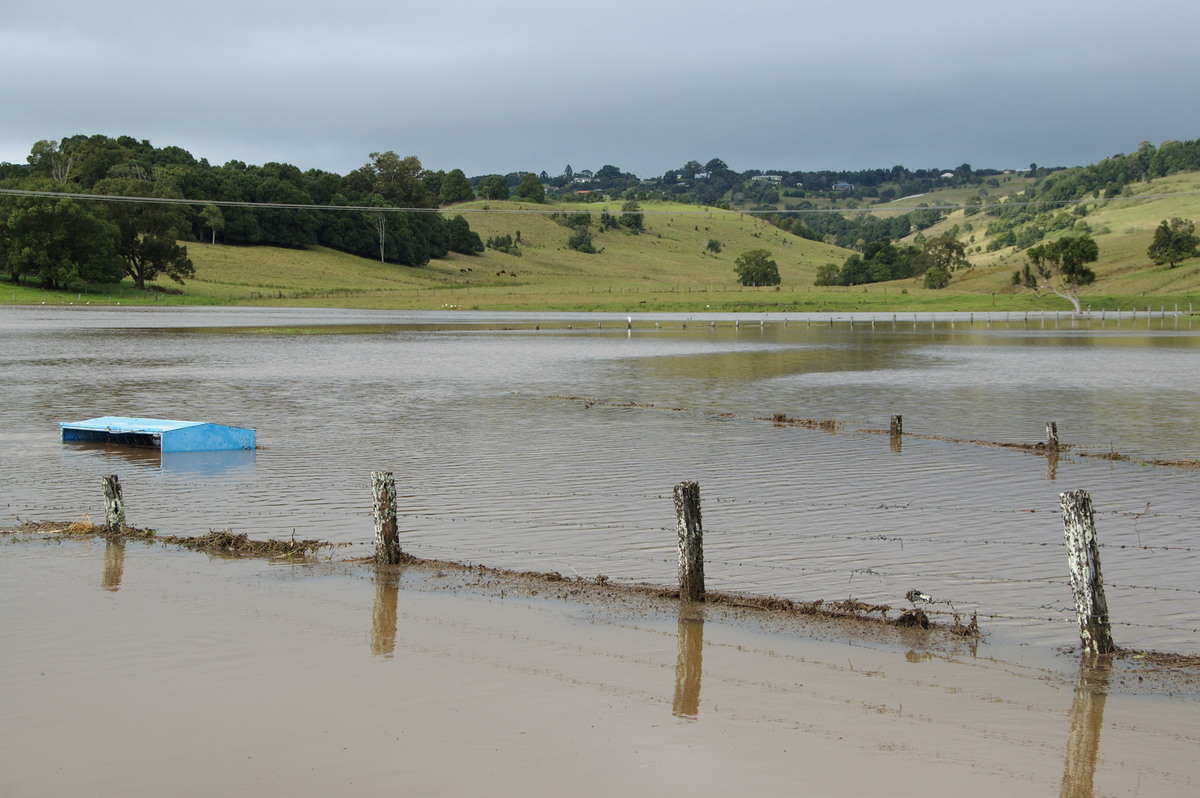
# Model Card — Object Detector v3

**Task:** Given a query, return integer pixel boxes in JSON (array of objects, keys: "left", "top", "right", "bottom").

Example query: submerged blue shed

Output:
[{"left": 61, "top": 416, "right": 256, "bottom": 452}]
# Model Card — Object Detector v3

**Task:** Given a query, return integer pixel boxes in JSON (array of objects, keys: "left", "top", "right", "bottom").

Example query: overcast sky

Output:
[{"left": 3, "top": 0, "right": 1199, "bottom": 179}]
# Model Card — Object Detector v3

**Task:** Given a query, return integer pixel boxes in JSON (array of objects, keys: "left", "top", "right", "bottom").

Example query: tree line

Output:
[{"left": 1, "top": 135, "right": 484, "bottom": 290}]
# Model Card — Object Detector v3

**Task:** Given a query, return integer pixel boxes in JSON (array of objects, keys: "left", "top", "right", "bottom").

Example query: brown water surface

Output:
[{"left": 2, "top": 306, "right": 1198, "bottom": 795}]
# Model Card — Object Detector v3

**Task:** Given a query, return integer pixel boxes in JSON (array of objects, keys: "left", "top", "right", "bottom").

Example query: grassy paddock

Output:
[{"left": 5, "top": 175, "right": 1200, "bottom": 313}]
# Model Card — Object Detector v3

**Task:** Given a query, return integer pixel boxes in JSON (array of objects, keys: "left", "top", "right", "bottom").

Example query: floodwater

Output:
[{"left": 2, "top": 305, "right": 1199, "bottom": 796}]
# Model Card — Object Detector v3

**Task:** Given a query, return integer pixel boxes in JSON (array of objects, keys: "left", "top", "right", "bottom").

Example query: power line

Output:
[{"left": 3, "top": 186, "right": 1199, "bottom": 216}]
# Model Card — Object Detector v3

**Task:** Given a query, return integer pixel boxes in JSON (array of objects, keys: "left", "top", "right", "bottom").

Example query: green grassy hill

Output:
[
  {"left": 178, "top": 199, "right": 858, "bottom": 312},
  {"left": 902, "top": 171, "right": 1200, "bottom": 306},
  {"left": 8, "top": 174, "right": 1200, "bottom": 313}
]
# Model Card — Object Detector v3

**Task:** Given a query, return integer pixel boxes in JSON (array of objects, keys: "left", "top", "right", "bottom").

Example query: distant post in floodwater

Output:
[
  {"left": 1060, "top": 490, "right": 1115, "bottom": 655},
  {"left": 1046, "top": 421, "right": 1060, "bottom": 451},
  {"left": 889, "top": 415, "right": 903, "bottom": 437},
  {"left": 674, "top": 481, "right": 705, "bottom": 602},
  {"left": 372, "top": 471, "right": 402, "bottom": 565},
  {"left": 102, "top": 474, "right": 125, "bottom": 532}
]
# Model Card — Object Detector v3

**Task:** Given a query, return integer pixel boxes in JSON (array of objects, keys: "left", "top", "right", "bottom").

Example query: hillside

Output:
[
  {"left": 179, "top": 199, "right": 856, "bottom": 311},
  {"left": 901, "top": 171, "right": 1200, "bottom": 302},
  {"left": 6, "top": 175, "right": 1200, "bottom": 313}
]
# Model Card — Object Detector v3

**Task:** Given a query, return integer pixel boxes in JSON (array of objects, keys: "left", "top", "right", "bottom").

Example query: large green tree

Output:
[
  {"left": 917, "top": 235, "right": 969, "bottom": 289},
  {"left": 620, "top": 200, "right": 644, "bottom": 233},
  {"left": 446, "top": 214, "right": 483, "bottom": 255},
  {"left": 1, "top": 197, "right": 123, "bottom": 288},
  {"left": 346, "top": 151, "right": 432, "bottom": 207},
  {"left": 95, "top": 178, "right": 195, "bottom": 290},
  {"left": 1012, "top": 234, "right": 1099, "bottom": 313},
  {"left": 514, "top": 173, "right": 545, "bottom": 203},
  {"left": 1147, "top": 217, "right": 1199, "bottom": 268},
  {"left": 479, "top": 175, "right": 509, "bottom": 200},
  {"left": 734, "top": 249, "right": 781, "bottom": 286},
  {"left": 439, "top": 169, "right": 474, "bottom": 204},
  {"left": 26, "top": 140, "right": 78, "bottom": 184}
]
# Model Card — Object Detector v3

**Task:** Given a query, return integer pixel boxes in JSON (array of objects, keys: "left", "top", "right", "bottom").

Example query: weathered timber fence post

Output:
[
  {"left": 372, "top": 471, "right": 402, "bottom": 564},
  {"left": 102, "top": 475, "right": 125, "bottom": 532},
  {"left": 1060, "top": 490, "right": 1115, "bottom": 655},
  {"left": 889, "top": 414, "right": 903, "bottom": 452},
  {"left": 1046, "top": 421, "right": 1060, "bottom": 451},
  {"left": 674, "top": 481, "right": 705, "bottom": 601}
]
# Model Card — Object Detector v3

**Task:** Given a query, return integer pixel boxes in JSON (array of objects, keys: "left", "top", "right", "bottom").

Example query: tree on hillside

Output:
[
  {"left": 479, "top": 175, "right": 509, "bottom": 200},
  {"left": 346, "top": 152, "right": 431, "bottom": 207},
  {"left": 95, "top": 178, "right": 195, "bottom": 289},
  {"left": 200, "top": 204, "right": 224, "bottom": 244},
  {"left": 567, "top": 227, "right": 597, "bottom": 253},
  {"left": 734, "top": 249, "right": 781, "bottom": 286},
  {"left": 515, "top": 173, "right": 545, "bottom": 203},
  {"left": 917, "top": 235, "right": 969, "bottom": 289},
  {"left": 1147, "top": 217, "right": 1199, "bottom": 268},
  {"left": 1, "top": 197, "right": 123, "bottom": 288},
  {"left": 619, "top": 200, "right": 644, "bottom": 233},
  {"left": 813, "top": 263, "right": 840, "bottom": 286},
  {"left": 1011, "top": 234, "right": 1099, "bottom": 313},
  {"left": 26, "top": 140, "right": 78, "bottom": 184},
  {"left": 446, "top": 214, "right": 484, "bottom": 255},
  {"left": 439, "top": 169, "right": 474, "bottom": 204}
]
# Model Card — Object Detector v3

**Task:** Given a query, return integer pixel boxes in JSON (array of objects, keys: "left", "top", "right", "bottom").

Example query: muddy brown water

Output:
[{"left": 2, "top": 306, "right": 1198, "bottom": 795}]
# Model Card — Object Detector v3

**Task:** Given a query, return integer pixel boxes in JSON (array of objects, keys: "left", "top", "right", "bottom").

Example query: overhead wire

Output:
[{"left": 4, "top": 185, "right": 1200, "bottom": 216}]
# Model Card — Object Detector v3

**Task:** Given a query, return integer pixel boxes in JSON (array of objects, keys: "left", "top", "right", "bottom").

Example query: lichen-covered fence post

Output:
[
  {"left": 1060, "top": 490, "right": 1115, "bottom": 655},
  {"left": 1046, "top": 421, "right": 1060, "bottom": 451},
  {"left": 889, "top": 415, "right": 903, "bottom": 437},
  {"left": 372, "top": 471, "right": 402, "bottom": 565},
  {"left": 102, "top": 474, "right": 125, "bottom": 532},
  {"left": 674, "top": 480, "right": 705, "bottom": 602}
]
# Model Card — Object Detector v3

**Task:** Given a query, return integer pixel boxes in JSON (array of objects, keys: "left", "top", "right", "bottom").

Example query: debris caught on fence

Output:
[{"left": 15, "top": 520, "right": 338, "bottom": 560}]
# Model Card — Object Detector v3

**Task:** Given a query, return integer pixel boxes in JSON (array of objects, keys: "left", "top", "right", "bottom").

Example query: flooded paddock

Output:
[{"left": 2, "top": 306, "right": 1198, "bottom": 795}]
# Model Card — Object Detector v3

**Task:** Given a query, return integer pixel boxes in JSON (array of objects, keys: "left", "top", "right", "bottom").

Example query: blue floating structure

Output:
[{"left": 61, "top": 416, "right": 256, "bottom": 452}]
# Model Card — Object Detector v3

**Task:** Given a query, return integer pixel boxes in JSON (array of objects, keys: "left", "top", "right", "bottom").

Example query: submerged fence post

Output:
[
  {"left": 372, "top": 471, "right": 402, "bottom": 565},
  {"left": 674, "top": 481, "right": 705, "bottom": 602},
  {"left": 1046, "top": 421, "right": 1060, "bottom": 451},
  {"left": 102, "top": 474, "right": 125, "bottom": 532},
  {"left": 889, "top": 415, "right": 903, "bottom": 437},
  {"left": 1060, "top": 490, "right": 1114, "bottom": 655}
]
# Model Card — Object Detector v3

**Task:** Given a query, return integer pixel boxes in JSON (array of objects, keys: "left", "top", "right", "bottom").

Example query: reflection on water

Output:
[
  {"left": 1060, "top": 656, "right": 1112, "bottom": 798},
  {"left": 370, "top": 566, "right": 402, "bottom": 658},
  {"left": 672, "top": 606, "right": 704, "bottom": 718},
  {"left": 101, "top": 538, "right": 125, "bottom": 591},
  {"left": 62, "top": 442, "right": 257, "bottom": 476}
]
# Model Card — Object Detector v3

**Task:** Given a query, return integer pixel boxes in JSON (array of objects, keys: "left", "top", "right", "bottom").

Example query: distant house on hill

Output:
[
  {"left": 832, "top": 181, "right": 853, "bottom": 191},
  {"left": 750, "top": 174, "right": 782, "bottom": 184}
]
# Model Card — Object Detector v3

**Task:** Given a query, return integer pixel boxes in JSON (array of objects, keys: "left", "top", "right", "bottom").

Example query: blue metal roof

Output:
[{"left": 61, "top": 416, "right": 256, "bottom": 452}]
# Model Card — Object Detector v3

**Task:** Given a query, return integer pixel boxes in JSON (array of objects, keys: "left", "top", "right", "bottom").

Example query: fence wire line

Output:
[
  {"left": 389, "top": 527, "right": 1200, "bottom": 598},
  {"left": 395, "top": 539, "right": 1200, "bottom": 635},
  {"left": 15, "top": 476, "right": 1197, "bottom": 612},
  {"left": 16, "top": 480, "right": 1200, "bottom": 558}
]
